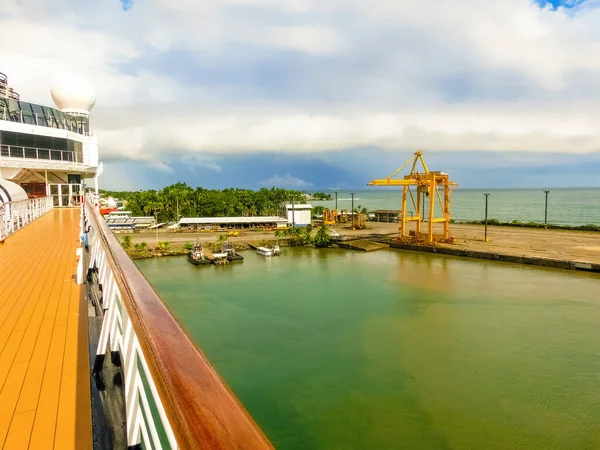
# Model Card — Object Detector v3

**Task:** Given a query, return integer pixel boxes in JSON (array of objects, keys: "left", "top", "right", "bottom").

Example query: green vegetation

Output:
[
  {"left": 121, "top": 235, "right": 132, "bottom": 249},
  {"left": 313, "top": 224, "right": 333, "bottom": 248},
  {"left": 312, "top": 205, "right": 326, "bottom": 217},
  {"left": 275, "top": 224, "right": 333, "bottom": 248},
  {"left": 155, "top": 241, "right": 171, "bottom": 250},
  {"left": 100, "top": 183, "right": 306, "bottom": 222},
  {"left": 354, "top": 204, "right": 369, "bottom": 215},
  {"left": 134, "top": 242, "right": 148, "bottom": 250},
  {"left": 183, "top": 242, "right": 194, "bottom": 250},
  {"left": 312, "top": 192, "right": 332, "bottom": 200}
]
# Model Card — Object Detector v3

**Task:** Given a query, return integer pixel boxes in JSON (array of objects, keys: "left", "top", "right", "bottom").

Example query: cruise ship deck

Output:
[{"left": 0, "top": 208, "right": 91, "bottom": 449}]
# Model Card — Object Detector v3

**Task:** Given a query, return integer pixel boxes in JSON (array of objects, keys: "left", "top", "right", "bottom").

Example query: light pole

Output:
[
  {"left": 543, "top": 190, "right": 550, "bottom": 228},
  {"left": 328, "top": 188, "right": 339, "bottom": 211},
  {"left": 484, "top": 193, "right": 490, "bottom": 242},
  {"left": 351, "top": 192, "right": 355, "bottom": 228},
  {"left": 291, "top": 195, "right": 295, "bottom": 228},
  {"left": 155, "top": 213, "right": 158, "bottom": 247}
]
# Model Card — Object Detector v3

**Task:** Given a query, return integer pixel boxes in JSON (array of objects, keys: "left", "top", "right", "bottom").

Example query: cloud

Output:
[
  {"left": 2, "top": 0, "right": 600, "bottom": 168},
  {"left": 148, "top": 161, "right": 175, "bottom": 173},
  {"left": 260, "top": 174, "right": 313, "bottom": 188},
  {"left": 181, "top": 155, "right": 223, "bottom": 173}
]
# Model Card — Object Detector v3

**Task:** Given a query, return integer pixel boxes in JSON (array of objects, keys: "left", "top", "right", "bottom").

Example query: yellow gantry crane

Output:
[{"left": 367, "top": 151, "right": 457, "bottom": 243}]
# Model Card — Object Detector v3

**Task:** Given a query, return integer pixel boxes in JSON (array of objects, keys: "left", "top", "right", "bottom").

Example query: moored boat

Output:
[
  {"left": 257, "top": 245, "right": 281, "bottom": 257},
  {"left": 187, "top": 244, "right": 210, "bottom": 265},
  {"left": 256, "top": 246, "right": 272, "bottom": 256},
  {"left": 223, "top": 242, "right": 244, "bottom": 261}
]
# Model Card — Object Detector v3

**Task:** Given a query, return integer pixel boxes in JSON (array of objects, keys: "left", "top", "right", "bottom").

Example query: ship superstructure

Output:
[{"left": 0, "top": 71, "right": 100, "bottom": 204}]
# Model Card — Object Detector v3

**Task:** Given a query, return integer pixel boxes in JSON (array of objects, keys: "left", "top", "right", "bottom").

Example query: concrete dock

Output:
[{"left": 337, "top": 240, "right": 389, "bottom": 252}]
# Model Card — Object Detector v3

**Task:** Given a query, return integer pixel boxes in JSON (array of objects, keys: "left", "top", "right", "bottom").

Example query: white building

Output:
[{"left": 284, "top": 203, "right": 312, "bottom": 227}]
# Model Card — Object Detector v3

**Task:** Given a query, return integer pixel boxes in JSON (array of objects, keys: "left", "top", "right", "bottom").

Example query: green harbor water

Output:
[{"left": 137, "top": 249, "right": 600, "bottom": 449}]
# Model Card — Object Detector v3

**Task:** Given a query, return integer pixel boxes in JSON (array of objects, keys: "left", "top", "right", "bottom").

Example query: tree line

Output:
[{"left": 100, "top": 182, "right": 307, "bottom": 223}]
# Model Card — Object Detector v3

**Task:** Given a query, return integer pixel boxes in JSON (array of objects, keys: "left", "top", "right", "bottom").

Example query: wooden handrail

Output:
[{"left": 85, "top": 200, "right": 273, "bottom": 449}]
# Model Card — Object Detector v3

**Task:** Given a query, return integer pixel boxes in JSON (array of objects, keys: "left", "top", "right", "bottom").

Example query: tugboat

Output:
[
  {"left": 223, "top": 241, "right": 244, "bottom": 262},
  {"left": 187, "top": 243, "right": 210, "bottom": 265}
]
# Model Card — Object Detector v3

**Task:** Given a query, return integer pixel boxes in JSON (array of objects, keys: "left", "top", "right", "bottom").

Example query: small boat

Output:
[
  {"left": 187, "top": 244, "right": 210, "bottom": 265},
  {"left": 223, "top": 242, "right": 244, "bottom": 262},
  {"left": 256, "top": 245, "right": 281, "bottom": 257}
]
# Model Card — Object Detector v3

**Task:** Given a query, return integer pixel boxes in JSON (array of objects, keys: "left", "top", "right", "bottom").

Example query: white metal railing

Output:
[
  {"left": 0, "top": 144, "right": 84, "bottom": 164},
  {"left": 81, "top": 194, "right": 273, "bottom": 449},
  {"left": 82, "top": 198, "right": 178, "bottom": 449},
  {"left": 0, "top": 196, "right": 53, "bottom": 241}
]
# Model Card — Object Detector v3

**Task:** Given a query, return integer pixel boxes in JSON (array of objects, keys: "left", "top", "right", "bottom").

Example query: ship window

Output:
[
  {"left": 1, "top": 131, "right": 18, "bottom": 146},
  {"left": 31, "top": 104, "right": 46, "bottom": 126},
  {"left": 53, "top": 137, "right": 67, "bottom": 151},
  {"left": 36, "top": 135, "right": 53, "bottom": 149},
  {"left": 18, "top": 133, "right": 35, "bottom": 148},
  {"left": 45, "top": 107, "right": 60, "bottom": 128}
]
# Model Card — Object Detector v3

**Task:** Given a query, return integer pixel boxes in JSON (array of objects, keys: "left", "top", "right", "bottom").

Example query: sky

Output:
[{"left": 1, "top": 0, "right": 600, "bottom": 190}]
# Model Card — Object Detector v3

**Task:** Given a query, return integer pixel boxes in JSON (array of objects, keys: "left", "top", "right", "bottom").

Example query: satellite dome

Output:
[{"left": 51, "top": 74, "right": 96, "bottom": 115}]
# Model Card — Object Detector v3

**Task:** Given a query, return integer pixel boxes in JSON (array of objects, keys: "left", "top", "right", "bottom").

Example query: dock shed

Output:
[
  {"left": 179, "top": 216, "right": 288, "bottom": 230},
  {"left": 104, "top": 211, "right": 156, "bottom": 231},
  {"left": 284, "top": 203, "right": 313, "bottom": 227},
  {"left": 371, "top": 210, "right": 401, "bottom": 223}
]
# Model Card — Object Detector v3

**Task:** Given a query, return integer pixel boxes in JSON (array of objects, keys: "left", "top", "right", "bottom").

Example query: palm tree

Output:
[
  {"left": 314, "top": 224, "right": 331, "bottom": 248},
  {"left": 121, "top": 235, "right": 132, "bottom": 249}
]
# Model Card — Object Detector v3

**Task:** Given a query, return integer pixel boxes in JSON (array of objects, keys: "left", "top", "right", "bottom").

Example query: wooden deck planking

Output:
[{"left": 0, "top": 208, "right": 92, "bottom": 450}]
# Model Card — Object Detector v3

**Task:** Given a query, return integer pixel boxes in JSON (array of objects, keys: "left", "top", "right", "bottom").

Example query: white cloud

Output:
[
  {"left": 148, "top": 161, "right": 175, "bottom": 173},
  {"left": 260, "top": 174, "right": 313, "bottom": 188},
  {"left": 2, "top": 0, "right": 600, "bottom": 162},
  {"left": 181, "top": 155, "right": 223, "bottom": 173}
]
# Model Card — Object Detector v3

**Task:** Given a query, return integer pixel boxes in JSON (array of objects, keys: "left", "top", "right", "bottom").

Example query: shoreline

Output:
[{"left": 119, "top": 222, "right": 600, "bottom": 272}]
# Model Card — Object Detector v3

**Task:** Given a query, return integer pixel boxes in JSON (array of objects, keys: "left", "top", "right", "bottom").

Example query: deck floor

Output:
[{"left": 0, "top": 208, "right": 91, "bottom": 449}]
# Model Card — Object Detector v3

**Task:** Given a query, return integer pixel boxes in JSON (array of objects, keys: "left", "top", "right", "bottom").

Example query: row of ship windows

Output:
[
  {"left": 0, "top": 98, "right": 89, "bottom": 134},
  {"left": 0, "top": 130, "right": 83, "bottom": 153}
]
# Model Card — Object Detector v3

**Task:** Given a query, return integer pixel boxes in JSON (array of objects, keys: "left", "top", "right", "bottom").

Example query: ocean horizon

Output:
[{"left": 311, "top": 187, "right": 600, "bottom": 226}]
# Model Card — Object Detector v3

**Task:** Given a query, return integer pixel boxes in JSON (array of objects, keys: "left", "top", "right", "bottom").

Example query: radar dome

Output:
[{"left": 51, "top": 74, "right": 96, "bottom": 115}]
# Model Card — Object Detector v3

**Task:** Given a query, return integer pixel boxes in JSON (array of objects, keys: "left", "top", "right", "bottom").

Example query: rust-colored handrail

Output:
[{"left": 85, "top": 200, "right": 273, "bottom": 449}]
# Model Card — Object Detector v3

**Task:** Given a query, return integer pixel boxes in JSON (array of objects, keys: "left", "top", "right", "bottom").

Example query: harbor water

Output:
[
  {"left": 311, "top": 188, "right": 600, "bottom": 226},
  {"left": 137, "top": 248, "right": 600, "bottom": 449}
]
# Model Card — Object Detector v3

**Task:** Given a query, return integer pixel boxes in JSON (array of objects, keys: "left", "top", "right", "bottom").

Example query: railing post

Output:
[{"left": 0, "top": 204, "right": 5, "bottom": 242}]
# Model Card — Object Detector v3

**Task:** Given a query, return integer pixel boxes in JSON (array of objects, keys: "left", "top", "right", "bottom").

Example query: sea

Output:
[
  {"left": 310, "top": 188, "right": 600, "bottom": 226},
  {"left": 138, "top": 249, "right": 600, "bottom": 449}
]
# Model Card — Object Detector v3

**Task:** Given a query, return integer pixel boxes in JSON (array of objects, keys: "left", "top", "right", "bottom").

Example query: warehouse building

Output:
[
  {"left": 178, "top": 216, "right": 289, "bottom": 230},
  {"left": 284, "top": 203, "right": 313, "bottom": 227}
]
